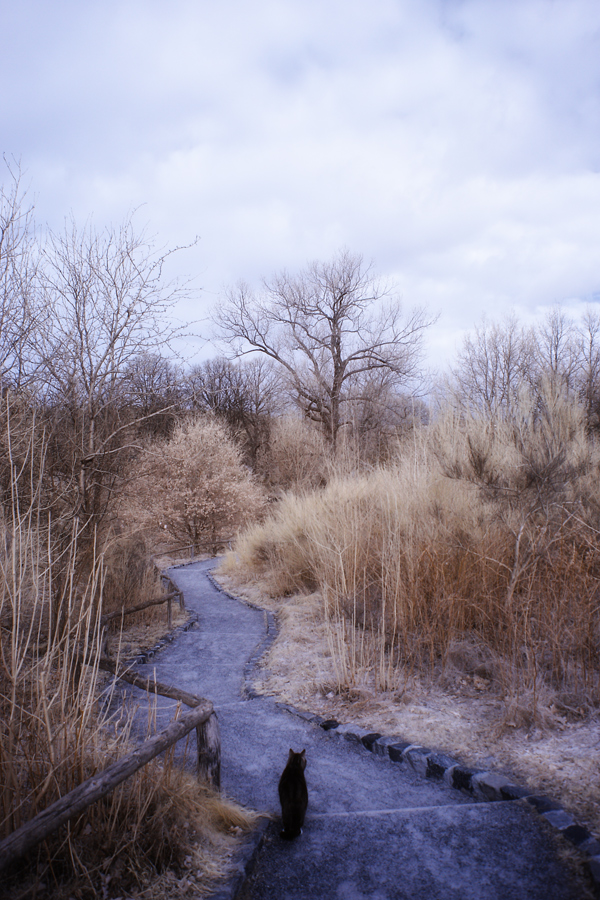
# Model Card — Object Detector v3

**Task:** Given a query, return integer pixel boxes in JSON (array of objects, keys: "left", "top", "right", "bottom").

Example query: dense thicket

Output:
[{"left": 0, "top": 168, "right": 259, "bottom": 897}]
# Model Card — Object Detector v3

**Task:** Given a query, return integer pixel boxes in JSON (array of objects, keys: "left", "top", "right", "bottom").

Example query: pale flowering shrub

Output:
[{"left": 141, "top": 418, "right": 265, "bottom": 551}]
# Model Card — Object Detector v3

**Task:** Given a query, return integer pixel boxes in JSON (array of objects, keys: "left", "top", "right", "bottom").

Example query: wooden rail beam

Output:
[
  {"left": 100, "top": 591, "right": 181, "bottom": 626},
  {"left": 96, "top": 657, "right": 204, "bottom": 709},
  {"left": 0, "top": 701, "right": 213, "bottom": 873}
]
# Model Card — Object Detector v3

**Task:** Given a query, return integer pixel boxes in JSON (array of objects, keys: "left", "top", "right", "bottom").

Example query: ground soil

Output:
[{"left": 214, "top": 569, "right": 600, "bottom": 841}]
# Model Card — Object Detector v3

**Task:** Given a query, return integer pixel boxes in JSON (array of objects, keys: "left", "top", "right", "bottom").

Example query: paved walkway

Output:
[{"left": 124, "top": 559, "right": 585, "bottom": 899}]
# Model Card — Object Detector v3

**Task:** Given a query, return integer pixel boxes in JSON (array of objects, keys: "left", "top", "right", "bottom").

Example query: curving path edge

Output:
[{"left": 124, "top": 560, "right": 595, "bottom": 900}]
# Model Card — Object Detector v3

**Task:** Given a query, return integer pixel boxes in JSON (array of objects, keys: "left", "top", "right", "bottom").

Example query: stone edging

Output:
[
  {"left": 208, "top": 570, "right": 600, "bottom": 894},
  {"left": 134, "top": 613, "right": 199, "bottom": 664},
  {"left": 279, "top": 703, "right": 600, "bottom": 891}
]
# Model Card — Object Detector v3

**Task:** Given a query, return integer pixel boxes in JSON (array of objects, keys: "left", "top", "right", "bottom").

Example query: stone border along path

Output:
[{"left": 119, "top": 560, "right": 597, "bottom": 899}]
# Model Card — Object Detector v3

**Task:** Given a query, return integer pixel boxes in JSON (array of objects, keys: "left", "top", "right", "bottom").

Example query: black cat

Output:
[{"left": 278, "top": 748, "right": 308, "bottom": 840}]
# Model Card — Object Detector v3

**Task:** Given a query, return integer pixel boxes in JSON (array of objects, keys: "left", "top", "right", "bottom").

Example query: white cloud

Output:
[{"left": 3, "top": 0, "right": 600, "bottom": 368}]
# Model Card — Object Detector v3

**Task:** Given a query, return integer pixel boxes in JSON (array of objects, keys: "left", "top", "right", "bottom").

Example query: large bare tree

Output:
[{"left": 215, "top": 250, "right": 433, "bottom": 448}]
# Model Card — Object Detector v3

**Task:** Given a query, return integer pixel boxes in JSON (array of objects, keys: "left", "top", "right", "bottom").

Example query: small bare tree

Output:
[
  {"left": 450, "top": 314, "right": 536, "bottom": 417},
  {"left": 124, "top": 352, "right": 184, "bottom": 438},
  {"left": 216, "top": 250, "right": 433, "bottom": 449},
  {"left": 37, "top": 217, "right": 195, "bottom": 536},
  {"left": 184, "top": 356, "right": 281, "bottom": 464},
  {"left": 576, "top": 308, "right": 600, "bottom": 428},
  {"left": 534, "top": 306, "right": 579, "bottom": 391},
  {"left": 0, "top": 160, "right": 42, "bottom": 389}
]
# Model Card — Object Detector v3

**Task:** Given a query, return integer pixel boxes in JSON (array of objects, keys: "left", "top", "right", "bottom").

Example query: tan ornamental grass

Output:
[{"left": 227, "top": 383, "right": 600, "bottom": 721}]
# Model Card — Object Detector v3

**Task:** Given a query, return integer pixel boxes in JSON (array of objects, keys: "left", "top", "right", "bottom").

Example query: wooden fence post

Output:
[{"left": 196, "top": 711, "right": 221, "bottom": 790}]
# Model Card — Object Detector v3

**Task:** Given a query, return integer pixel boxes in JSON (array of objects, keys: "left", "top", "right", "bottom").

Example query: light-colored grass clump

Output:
[{"left": 225, "top": 384, "right": 600, "bottom": 724}]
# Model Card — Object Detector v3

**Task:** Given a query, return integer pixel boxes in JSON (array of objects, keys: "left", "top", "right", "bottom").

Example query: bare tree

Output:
[
  {"left": 343, "top": 368, "right": 429, "bottom": 462},
  {"left": 38, "top": 216, "right": 195, "bottom": 535},
  {"left": 534, "top": 306, "right": 579, "bottom": 391},
  {"left": 450, "top": 314, "right": 536, "bottom": 417},
  {"left": 184, "top": 356, "right": 281, "bottom": 464},
  {"left": 0, "top": 160, "right": 42, "bottom": 389},
  {"left": 215, "top": 250, "right": 433, "bottom": 449},
  {"left": 124, "top": 352, "right": 183, "bottom": 438},
  {"left": 576, "top": 308, "right": 600, "bottom": 428}
]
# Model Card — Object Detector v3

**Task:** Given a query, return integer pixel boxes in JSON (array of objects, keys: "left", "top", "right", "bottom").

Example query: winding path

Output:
[{"left": 124, "top": 559, "right": 584, "bottom": 899}]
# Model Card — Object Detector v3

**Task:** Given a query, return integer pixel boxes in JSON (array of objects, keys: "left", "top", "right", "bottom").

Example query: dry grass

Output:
[
  {"left": 216, "top": 569, "right": 600, "bottom": 839},
  {"left": 225, "top": 385, "right": 600, "bottom": 718},
  {"left": 101, "top": 533, "right": 165, "bottom": 625},
  {"left": 0, "top": 419, "right": 257, "bottom": 900},
  {"left": 218, "top": 386, "right": 600, "bottom": 833},
  {"left": 2, "top": 753, "right": 258, "bottom": 900}
]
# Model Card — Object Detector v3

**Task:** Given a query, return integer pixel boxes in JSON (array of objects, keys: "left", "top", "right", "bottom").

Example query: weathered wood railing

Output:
[
  {"left": 102, "top": 574, "right": 184, "bottom": 633},
  {"left": 158, "top": 539, "right": 234, "bottom": 561},
  {"left": 0, "top": 582, "right": 219, "bottom": 874}
]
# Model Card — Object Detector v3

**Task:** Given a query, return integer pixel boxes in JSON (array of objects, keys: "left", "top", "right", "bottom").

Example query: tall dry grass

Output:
[
  {"left": 0, "top": 414, "right": 255, "bottom": 898},
  {"left": 227, "top": 383, "right": 600, "bottom": 723}
]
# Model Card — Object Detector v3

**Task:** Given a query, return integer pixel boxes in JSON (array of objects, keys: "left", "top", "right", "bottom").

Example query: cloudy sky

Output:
[{"left": 3, "top": 0, "right": 600, "bottom": 367}]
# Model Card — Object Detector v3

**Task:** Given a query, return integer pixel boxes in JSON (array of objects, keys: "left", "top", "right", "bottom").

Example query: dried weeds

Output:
[{"left": 216, "top": 570, "right": 600, "bottom": 838}]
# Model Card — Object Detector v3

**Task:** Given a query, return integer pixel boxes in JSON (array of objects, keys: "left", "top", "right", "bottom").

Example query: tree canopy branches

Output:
[{"left": 216, "top": 249, "right": 434, "bottom": 447}]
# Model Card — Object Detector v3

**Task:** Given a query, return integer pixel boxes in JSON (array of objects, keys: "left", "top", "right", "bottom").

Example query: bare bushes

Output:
[
  {"left": 136, "top": 418, "right": 266, "bottom": 554},
  {"left": 229, "top": 385, "right": 600, "bottom": 721},
  {"left": 0, "top": 418, "right": 255, "bottom": 898},
  {"left": 258, "top": 416, "right": 330, "bottom": 493},
  {"left": 100, "top": 532, "right": 164, "bottom": 624}
]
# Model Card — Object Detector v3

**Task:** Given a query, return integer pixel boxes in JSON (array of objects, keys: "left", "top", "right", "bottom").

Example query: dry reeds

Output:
[
  {"left": 228, "top": 383, "right": 600, "bottom": 722},
  {"left": 0, "top": 413, "right": 256, "bottom": 898}
]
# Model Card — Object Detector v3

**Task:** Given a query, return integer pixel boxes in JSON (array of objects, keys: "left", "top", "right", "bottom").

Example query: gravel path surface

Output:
[{"left": 122, "top": 559, "right": 587, "bottom": 899}]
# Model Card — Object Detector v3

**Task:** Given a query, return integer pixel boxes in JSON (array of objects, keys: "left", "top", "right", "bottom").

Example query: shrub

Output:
[
  {"left": 257, "top": 415, "right": 330, "bottom": 493},
  {"left": 139, "top": 418, "right": 265, "bottom": 553},
  {"left": 0, "top": 415, "right": 256, "bottom": 898}
]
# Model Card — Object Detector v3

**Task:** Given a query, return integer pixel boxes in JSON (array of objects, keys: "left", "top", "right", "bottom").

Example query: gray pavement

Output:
[{"left": 123, "top": 559, "right": 587, "bottom": 899}]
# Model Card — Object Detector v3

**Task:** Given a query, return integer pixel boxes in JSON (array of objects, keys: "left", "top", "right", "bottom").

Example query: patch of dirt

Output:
[{"left": 215, "top": 571, "right": 600, "bottom": 839}]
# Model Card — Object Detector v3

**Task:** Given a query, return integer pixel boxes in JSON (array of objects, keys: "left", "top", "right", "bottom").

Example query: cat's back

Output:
[{"left": 278, "top": 749, "right": 308, "bottom": 840}]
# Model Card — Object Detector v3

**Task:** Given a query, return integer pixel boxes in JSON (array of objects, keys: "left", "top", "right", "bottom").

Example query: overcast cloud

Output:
[{"left": 2, "top": 0, "right": 600, "bottom": 366}]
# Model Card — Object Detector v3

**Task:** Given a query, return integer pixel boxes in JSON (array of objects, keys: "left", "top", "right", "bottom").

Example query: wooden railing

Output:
[
  {"left": 101, "top": 573, "right": 184, "bottom": 634},
  {"left": 157, "top": 539, "right": 234, "bottom": 561},
  {"left": 0, "top": 580, "right": 219, "bottom": 873}
]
